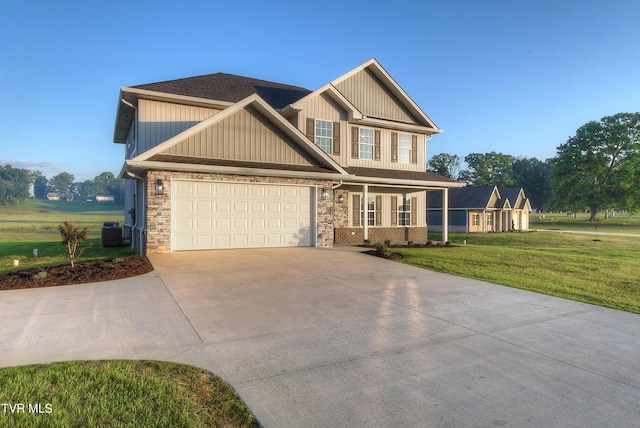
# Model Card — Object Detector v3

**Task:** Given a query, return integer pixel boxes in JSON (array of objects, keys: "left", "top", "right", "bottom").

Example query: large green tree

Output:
[
  {"left": 49, "top": 172, "right": 75, "bottom": 193},
  {"left": 427, "top": 153, "right": 462, "bottom": 180},
  {"left": 549, "top": 112, "right": 640, "bottom": 220},
  {"left": 460, "top": 152, "right": 515, "bottom": 187},
  {"left": 0, "top": 164, "right": 32, "bottom": 200},
  {"left": 512, "top": 157, "right": 552, "bottom": 209},
  {"left": 31, "top": 170, "right": 49, "bottom": 199}
]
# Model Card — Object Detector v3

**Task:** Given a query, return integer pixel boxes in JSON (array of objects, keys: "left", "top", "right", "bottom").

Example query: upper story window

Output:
[
  {"left": 398, "top": 133, "right": 412, "bottom": 164},
  {"left": 359, "top": 128, "right": 374, "bottom": 160},
  {"left": 315, "top": 120, "right": 333, "bottom": 154}
]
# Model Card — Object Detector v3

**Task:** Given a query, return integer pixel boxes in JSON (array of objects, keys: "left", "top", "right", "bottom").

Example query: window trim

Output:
[
  {"left": 397, "top": 133, "right": 412, "bottom": 164},
  {"left": 359, "top": 127, "right": 374, "bottom": 160},
  {"left": 315, "top": 119, "right": 333, "bottom": 155},
  {"left": 398, "top": 196, "right": 411, "bottom": 226}
]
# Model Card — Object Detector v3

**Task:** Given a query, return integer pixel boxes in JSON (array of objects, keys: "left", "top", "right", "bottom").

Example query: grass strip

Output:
[{"left": 0, "top": 360, "right": 257, "bottom": 428}]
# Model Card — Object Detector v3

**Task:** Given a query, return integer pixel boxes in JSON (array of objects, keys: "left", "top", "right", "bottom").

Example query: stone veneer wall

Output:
[{"left": 146, "top": 170, "right": 334, "bottom": 254}]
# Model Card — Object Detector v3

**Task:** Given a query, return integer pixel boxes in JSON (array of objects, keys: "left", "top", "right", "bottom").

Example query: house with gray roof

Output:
[
  {"left": 427, "top": 186, "right": 531, "bottom": 233},
  {"left": 113, "top": 59, "right": 464, "bottom": 254}
]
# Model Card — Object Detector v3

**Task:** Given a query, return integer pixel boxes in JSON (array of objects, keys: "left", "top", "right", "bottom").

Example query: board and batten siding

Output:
[
  {"left": 298, "top": 94, "right": 427, "bottom": 171},
  {"left": 346, "top": 188, "right": 426, "bottom": 227},
  {"left": 334, "top": 68, "right": 419, "bottom": 124},
  {"left": 163, "top": 106, "right": 318, "bottom": 166},
  {"left": 137, "top": 99, "right": 221, "bottom": 154}
]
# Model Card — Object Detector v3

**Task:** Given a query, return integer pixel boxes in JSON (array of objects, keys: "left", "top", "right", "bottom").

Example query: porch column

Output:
[
  {"left": 482, "top": 211, "right": 486, "bottom": 233},
  {"left": 363, "top": 184, "right": 369, "bottom": 241},
  {"left": 442, "top": 188, "right": 449, "bottom": 243},
  {"left": 497, "top": 210, "right": 502, "bottom": 232}
]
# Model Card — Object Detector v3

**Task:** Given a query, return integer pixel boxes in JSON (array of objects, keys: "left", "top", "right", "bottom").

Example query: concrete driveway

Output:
[{"left": 1, "top": 247, "right": 639, "bottom": 427}]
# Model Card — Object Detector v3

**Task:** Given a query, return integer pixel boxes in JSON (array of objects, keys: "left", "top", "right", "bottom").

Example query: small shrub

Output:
[
  {"left": 33, "top": 271, "right": 47, "bottom": 279},
  {"left": 375, "top": 242, "right": 386, "bottom": 253},
  {"left": 384, "top": 239, "right": 391, "bottom": 247},
  {"left": 104, "top": 264, "right": 115, "bottom": 269},
  {"left": 113, "top": 257, "right": 123, "bottom": 263},
  {"left": 445, "top": 241, "right": 451, "bottom": 246},
  {"left": 426, "top": 240, "right": 432, "bottom": 246},
  {"left": 363, "top": 239, "right": 371, "bottom": 246},
  {"left": 407, "top": 241, "right": 414, "bottom": 247},
  {"left": 58, "top": 221, "right": 93, "bottom": 268}
]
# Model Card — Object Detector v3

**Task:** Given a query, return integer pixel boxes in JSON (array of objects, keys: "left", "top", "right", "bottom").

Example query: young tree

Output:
[
  {"left": 549, "top": 112, "right": 640, "bottom": 220},
  {"left": 427, "top": 153, "right": 462, "bottom": 180},
  {"left": 460, "top": 152, "right": 515, "bottom": 186},
  {"left": 58, "top": 221, "right": 92, "bottom": 268}
]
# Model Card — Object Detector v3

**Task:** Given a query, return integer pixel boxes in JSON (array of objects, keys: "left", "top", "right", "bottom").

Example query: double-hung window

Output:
[
  {"left": 359, "top": 196, "right": 376, "bottom": 226},
  {"left": 398, "top": 197, "right": 411, "bottom": 226},
  {"left": 472, "top": 213, "right": 480, "bottom": 227},
  {"left": 315, "top": 120, "right": 333, "bottom": 154},
  {"left": 398, "top": 133, "right": 412, "bottom": 164},
  {"left": 359, "top": 128, "right": 374, "bottom": 160}
]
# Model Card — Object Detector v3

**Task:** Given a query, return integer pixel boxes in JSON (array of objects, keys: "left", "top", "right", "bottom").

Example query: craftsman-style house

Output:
[
  {"left": 427, "top": 186, "right": 531, "bottom": 233},
  {"left": 113, "top": 59, "right": 464, "bottom": 253}
]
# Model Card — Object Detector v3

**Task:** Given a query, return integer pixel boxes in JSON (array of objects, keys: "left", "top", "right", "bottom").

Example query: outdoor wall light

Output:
[
  {"left": 320, "top": 187, "right": 329, "bottom": 201},
  {"left": 154, "top": 179, "right": 164, "bottom": 196},
  {"left": 338, "top": 195, "right": 344, "bottom": 203}
]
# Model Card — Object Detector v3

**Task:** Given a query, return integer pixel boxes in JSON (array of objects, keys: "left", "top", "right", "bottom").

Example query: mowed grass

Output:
[
  {"left": 0, "top": 360, "right": 257, "bottom": 428},
  {"left": 396, "top": 231, "right": 640, "bottom": 314},
  {"left": 530, "top": 211, "right": 640, "bottom": 234},
  {"left": 0, "top": 200, "right": 133, "bottom": 273}
]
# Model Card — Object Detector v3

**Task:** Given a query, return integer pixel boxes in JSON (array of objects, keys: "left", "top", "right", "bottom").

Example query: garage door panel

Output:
[{"left": 173, "top": 181, "right": 314, "bottom": 250}]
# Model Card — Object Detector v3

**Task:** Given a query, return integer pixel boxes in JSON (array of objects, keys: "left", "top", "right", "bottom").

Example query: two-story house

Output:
[{"left": 113, "top": 59, "right": 464, "bottom": 254}]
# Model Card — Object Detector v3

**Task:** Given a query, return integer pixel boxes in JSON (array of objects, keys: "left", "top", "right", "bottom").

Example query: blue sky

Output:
[{"left": 1, "top": 0, "right": 639, "bottom": 181}]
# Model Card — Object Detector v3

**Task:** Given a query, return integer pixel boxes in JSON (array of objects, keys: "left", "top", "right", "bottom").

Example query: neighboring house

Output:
[
  {"left": 427, "top": 186, "right": 531, "bottom": 233},
  {"left": 113, "top": 59, "right": 464, "bottom": 254},
  {"left": 47, "top": 192, "right": 74, "bottom": 201},
  {"left": 95, "top": 195, "right": 115, "bottom": 202}
]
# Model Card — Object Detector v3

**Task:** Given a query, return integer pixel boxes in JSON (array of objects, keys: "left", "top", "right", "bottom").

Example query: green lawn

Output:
[
  {"left": 0, "top": 200, "right": 133, "bottom": 273},
  {"left": 396, "top": 231, "right": 640, "bottom": 314},
  {"left": 0, "top": 360, "right": 257, "bottom": 428},
  {"left": 530, "top": 211, "right": 640, "bottom": 234}
]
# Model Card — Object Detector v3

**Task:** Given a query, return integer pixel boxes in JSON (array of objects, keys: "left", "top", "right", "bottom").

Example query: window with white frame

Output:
[
  {"left": 315, "top": 120, "right": 332, "bottom": 154},
  {"left": 399, "top": 196, "right": 411, "bottom": 226},
  {"left": 359, "top": 196, "right": 376, "bottom": 226},
  {"left": 359, "top": 128, "right": 374, "bottom": 160},
  {"left": 398, "top": 133, "right": 412, "bottom": 164},
  {"left": 472, "top": 213, "right": 480, "bottom": 227},
  {"left": 487, "top": 214, "right": 493, "bottom": 227}
]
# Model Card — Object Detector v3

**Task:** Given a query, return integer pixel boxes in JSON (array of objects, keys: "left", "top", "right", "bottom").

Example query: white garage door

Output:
[{"left": 172, "top": 180, "right": 315, "bottom": 250}]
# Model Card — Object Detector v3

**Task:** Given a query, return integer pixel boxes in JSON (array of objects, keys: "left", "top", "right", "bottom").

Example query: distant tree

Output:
[
  {"left": 549, "top": 112, "right": 640, "bottom": 220},
  {"left": 32, "top": 171, "right": 49, "bottom": 199},
  {"left": 93, "top": 171, "right": 124, "bottom": 201},
  {"left": 512, "top": 157, "right": 552, "bottom": 209},
  {"left": 427, "top": 153, "right": 462, "bottom": 180},
  {"left": 49, "top": 172, "right": 75, "bottom": 193},
  {"left": 0, "top": 164, "right": 31, "bottom": 200},
  {"left": 460, "top": 152, "right": 515, "bottom": 187},
  {"left": 76, "top": 180, "right": 95, "bottom": 198}
]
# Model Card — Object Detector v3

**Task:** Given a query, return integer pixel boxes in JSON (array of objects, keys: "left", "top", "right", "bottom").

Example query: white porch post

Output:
[
  {"left": 497, "top": 210, "right": 503, "bottom": 232},
  {"left": 442, "top": 188, "right": 449, "bottom": 243},
  {"left": 363, "top": 184, "right": 369, "bottom": 241},
  {"left": 482, "top": 211, "right": 486, "bottom": 233}
]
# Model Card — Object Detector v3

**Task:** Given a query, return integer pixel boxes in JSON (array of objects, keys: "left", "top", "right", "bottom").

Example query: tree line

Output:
[
  {"left": 428, "top": 112, "right": 640, "bottom": 219},
  {"left": 0, "top": 166, "right": 125, "bottom": 203}
]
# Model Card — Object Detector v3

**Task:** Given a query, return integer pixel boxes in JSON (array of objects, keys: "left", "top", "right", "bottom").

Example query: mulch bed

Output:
[{"left": 0, "top": 255, "right": 153, "bottom": 290}]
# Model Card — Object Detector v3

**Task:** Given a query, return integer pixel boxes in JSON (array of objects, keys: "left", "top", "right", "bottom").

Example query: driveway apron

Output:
[{"left": 1, "top": 247, "right": 639, "bottom": 427}]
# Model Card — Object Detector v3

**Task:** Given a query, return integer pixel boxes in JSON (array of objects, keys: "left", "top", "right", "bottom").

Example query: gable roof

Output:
[
  {"left": 130, "top": 94, "right": 347, "bottom": 175},
  {"left": 286, "top": 59, "right": 441, "bottom": 133},
  {"left": 132, "top": 73, "right": 312, "bottom": 109}
]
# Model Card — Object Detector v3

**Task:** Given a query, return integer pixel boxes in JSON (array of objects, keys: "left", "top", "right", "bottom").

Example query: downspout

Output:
[{"left": 124, "top": 170, "right": 146, "bottom": 254}]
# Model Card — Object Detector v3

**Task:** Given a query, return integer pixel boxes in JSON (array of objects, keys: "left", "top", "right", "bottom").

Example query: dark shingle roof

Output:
[
  {"left": 428, "top": 186, "right": 496, "bottom": 209},
  {"left": 344, "top": 167, "right": 459, "bottom": 183},
  {"left": 132, "top": 73, "right": 312, "bottom": 109}
]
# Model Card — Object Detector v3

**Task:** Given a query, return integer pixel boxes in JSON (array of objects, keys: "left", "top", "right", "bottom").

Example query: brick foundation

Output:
[{"left": 334, "top": 226, "right": 428, "bottom": 245}]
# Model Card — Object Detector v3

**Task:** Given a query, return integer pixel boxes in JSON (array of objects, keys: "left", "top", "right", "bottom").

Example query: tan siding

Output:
[
  {"left": 164, "top": 106, "right": 318, "bottom": 166},
  {"left": 334, "top": 69, "right": 418, "bottom": 123},
  {"left": 297, "top": 93, "right": 349, "bottom": 165},
  {"left": 137, "top": 99, "right": 221, "bottom": 154},
  {"left": 347, "top": 128, "right": 426, "bottom": 171}
]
